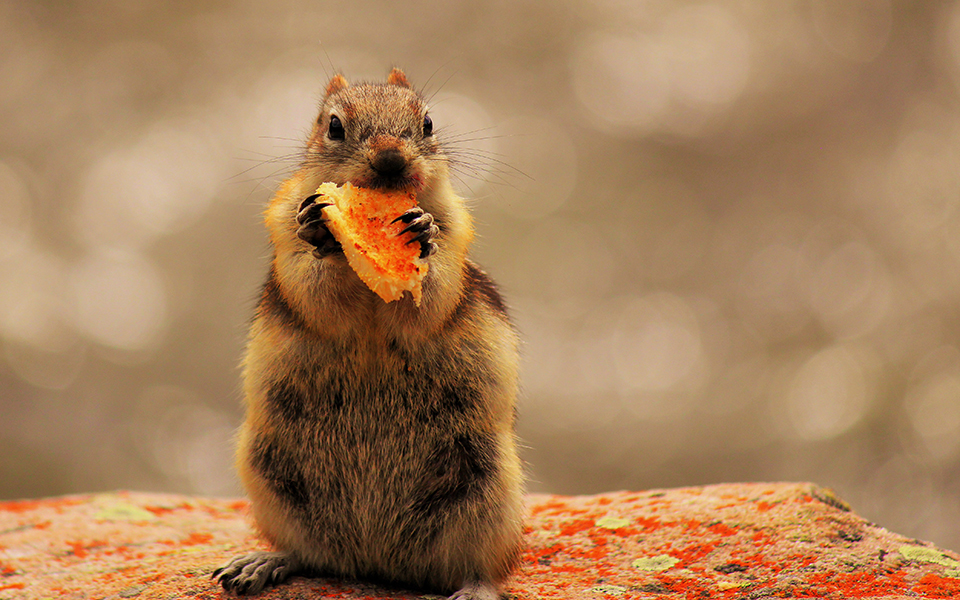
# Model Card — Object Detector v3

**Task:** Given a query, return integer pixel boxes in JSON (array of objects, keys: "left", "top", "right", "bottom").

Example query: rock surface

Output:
[{"left": 1, "top": 482, "right": 958, "bottom": 599}]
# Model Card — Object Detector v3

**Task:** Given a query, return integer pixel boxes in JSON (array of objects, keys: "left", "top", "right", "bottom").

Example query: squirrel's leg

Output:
[
  {"left": 212, "top": 551, "right": 301, "bottom": 595},
  {"left": 448, "top": 580, "right": 499, "bottom": 600}
]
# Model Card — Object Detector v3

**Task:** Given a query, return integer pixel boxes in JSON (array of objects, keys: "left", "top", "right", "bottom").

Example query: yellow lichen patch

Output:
[
  {"left": 93, "top": 502, "right": 157, "bottom": 522},
  {"left": 717, "top": 581, "right": 750, "bottom": 590},
  {"left": 596, "top": 516, "right": 631, "bottom": 530},
  {"left": 591, "top": 584, "right": 627, "bottom": 595},
  {"left": 632, "top": 554, "right": 679, "bottom": 571},
  {"left": 899, "top": 545, "right": 960, "bottom": 569}
]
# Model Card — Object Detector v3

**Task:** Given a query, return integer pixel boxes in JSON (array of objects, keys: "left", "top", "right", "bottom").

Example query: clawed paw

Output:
[
  {"left": 296, "top": 194, "right": 341, "bottom": 259},
  {"left": 447, "top": 581, "right": 500, "bottom": 600},
  {"left": 212, "top": 551, "right": 296, "bottom": 595},
  {"left": 391, "top": 207, "right": 439, "bottom": 259}
]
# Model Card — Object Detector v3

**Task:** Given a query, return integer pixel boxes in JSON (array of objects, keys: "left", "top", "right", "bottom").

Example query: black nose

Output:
[{"left": 371, "top": 149, "right": 407, "bottom": 177}]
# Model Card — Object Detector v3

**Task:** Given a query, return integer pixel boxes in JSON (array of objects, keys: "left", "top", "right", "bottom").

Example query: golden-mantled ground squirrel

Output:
[{"left": 213, "top": 69, "right": 524, "bottom": 600}]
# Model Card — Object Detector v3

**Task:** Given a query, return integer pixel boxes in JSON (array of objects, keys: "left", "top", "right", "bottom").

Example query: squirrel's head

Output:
[{"left": 305, "top": 68, "right": 441, "bottom": 192}]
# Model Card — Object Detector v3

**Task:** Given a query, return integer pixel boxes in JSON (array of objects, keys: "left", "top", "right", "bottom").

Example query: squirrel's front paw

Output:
[
  {"left": 392, "top": 207, "right": 439, "bottom": 259},
  {"left": 296, "top": 194, "right": 342, "bottom": 259}
]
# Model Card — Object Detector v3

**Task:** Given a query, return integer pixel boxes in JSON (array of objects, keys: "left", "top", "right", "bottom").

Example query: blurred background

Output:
[{"left": 3, "top": 0, "right": 960, "bottom": 551}]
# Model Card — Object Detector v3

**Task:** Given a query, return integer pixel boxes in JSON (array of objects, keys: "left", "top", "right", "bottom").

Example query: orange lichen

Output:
[
  {"left": 1, "top": 485, "right": 958, "bottom": 599},
  {"left": 530, "top": 499, "right": 572, "bottom": 516},
  {"left": 672, "top": 542, "right": 719, "bottom": 566},
  {"left": 634, "top": 516, "right": 662, "bottom": 532},
  {"left": 180, "top": 532, "right": 213, "bottom": 545},
  {"left": 0, "top": 498, "right": 83, "bottom": 513},
  {"left": 65, "top": 540, "right": 89, "bottom": 559},
  {"left": 707, "top": 522, "right": 738, "bottom": 537},
  {"left": 559, "top": 519, "right": 595, "bottom": 536},
  {"left": 914, "top": 573, "right": 960, "bottom": 597},
  {"left": 143, "top": 502, "right": 194, "bottom": 517}
]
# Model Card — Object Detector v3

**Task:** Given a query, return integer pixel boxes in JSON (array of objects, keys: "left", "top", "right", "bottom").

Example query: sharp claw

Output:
[
  {"left": 399, "top": 216, "right": 434, "bottom": 237},
  {"left": 297, "top": 203, "right": 333, "bottom": 226},
  {"left": 391, "top": 208, "right": 423, "bottom": 224},
  {"left": 298, "top": 194, "right": 323, "bottom": 212}
]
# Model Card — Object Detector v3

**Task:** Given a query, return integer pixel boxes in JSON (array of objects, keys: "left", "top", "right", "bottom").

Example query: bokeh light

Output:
[
  {"left": 69, "top": 250, "right": 168, "bottom": 353},
  {"left": 810, "top": 0, "right": 892, "bottom": 63},
  {"left": 74, "top": 120, "right": 224, "bottom": 252},
  {"left": 614, "top": 293, "right": 704, "bottom": 395},
  {"left": 572, "top": 3, "right": 751, "bottom": 138},
  {"left": 783, "top": 345, "right": 873, "bottom": 441}
]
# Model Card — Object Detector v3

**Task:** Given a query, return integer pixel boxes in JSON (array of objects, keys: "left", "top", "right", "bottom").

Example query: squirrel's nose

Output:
[{"left": 371, "top": 148, "right": 408, "bottom": 177}]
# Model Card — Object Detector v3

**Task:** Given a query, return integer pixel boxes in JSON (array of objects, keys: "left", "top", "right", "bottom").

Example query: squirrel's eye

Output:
[
  {"left": 328, "top": 115, "right": 345, "bottom": 140},
  {"left": 422, "top": 114, "right": 433, "bottom": 137}
]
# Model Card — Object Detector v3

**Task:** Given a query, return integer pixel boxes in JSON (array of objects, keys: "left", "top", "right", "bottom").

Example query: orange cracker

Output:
[{"left": 316, "top": 182, "right": 428, "bottom": 305}]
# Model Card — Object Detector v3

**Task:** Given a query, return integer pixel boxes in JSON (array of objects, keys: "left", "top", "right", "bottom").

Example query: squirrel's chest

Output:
[
  {"left": 244, "top": 322, "right": 494, "bottom": 502},
  {"left": 248, "top": 372, "right": 495, "bottom": 522},
  {"left": 262, "top": 356, "right": 472, "bottom": 425},
  {"left": 260, "top": 327, "right": 479, "bottom": 423}
]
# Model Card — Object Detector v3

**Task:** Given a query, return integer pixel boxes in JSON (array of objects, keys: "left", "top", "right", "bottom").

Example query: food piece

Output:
[{"left": 315, "top": 182, "right": 429, "bottom": 305}]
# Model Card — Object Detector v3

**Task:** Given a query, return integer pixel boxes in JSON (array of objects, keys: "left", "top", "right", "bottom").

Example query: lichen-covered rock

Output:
[{"left": 0, "top": 483, "right": 958, "bottom": 599}]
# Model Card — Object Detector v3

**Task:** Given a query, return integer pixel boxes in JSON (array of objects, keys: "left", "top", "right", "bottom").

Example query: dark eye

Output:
[
  {"left": 328, "top": 115, "right": 345, "bottom": 140},
  {"left": 422, "top": 114, "right": 433, "bottom": 137}
]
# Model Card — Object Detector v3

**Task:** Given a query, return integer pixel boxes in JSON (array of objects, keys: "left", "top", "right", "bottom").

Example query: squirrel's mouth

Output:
[
  {"left": 356, "top": 149, "right": 426, "bottom": 193},
  {"left": 353, "top": 172, "right": 425, "bottom": 193}
]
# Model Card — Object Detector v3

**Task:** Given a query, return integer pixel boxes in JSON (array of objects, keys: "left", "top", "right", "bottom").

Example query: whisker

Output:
[
  {"left": 444, "top": 153, "right": 532, "bottom": 182},
  {"left": 443, "top": 158, "right": 527, "bottom": 191},
  {"left": 424, "top": 69, "right": 460, "bottom": 106},
  {"left": 257, "top": 135, "right": 306, "bottom": 143},
  {"left": 435, "top": 125, "right": 503, "bottom": 140},
  {"left": 229, "top": 164, "right": 299, "bottom": 189},
  {"left": 419, "top": 59, "right": 459, "bottom": 100},
  {"left": 234, "top": 151, "right": 304, "bottom": 163},
  {"left": 318, "top": 40, "right": 336, "bottom": 80}
]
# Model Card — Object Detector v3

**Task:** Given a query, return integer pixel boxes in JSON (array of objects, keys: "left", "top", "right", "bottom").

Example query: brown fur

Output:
[{"left": 219, "top": 70, "right": 523, "bottom": 598}]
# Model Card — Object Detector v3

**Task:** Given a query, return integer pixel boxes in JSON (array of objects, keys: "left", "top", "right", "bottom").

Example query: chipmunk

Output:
[{"left": 213, "top": 68, "right": 524, "bottom": 600}]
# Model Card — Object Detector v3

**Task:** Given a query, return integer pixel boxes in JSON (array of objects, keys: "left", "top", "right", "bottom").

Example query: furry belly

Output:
[{"left": 243, "top": 409, "right": 499, "bottom": 567}]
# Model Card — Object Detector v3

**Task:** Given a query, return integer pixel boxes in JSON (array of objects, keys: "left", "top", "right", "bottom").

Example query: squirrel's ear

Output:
[
  {"left": 325, "top": 74, "right": 349, "bottom": 96},
  {"left": 387, "top": 67, "right": 411, "bottom": 88}
]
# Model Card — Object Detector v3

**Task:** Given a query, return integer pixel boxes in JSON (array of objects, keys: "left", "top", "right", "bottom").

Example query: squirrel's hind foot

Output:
[
  {"left": 448, "top": 580, "right": 500, "bottom": 600},
  {"left": 212, "top": 551, "right": 299, "bottom": 595}
]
